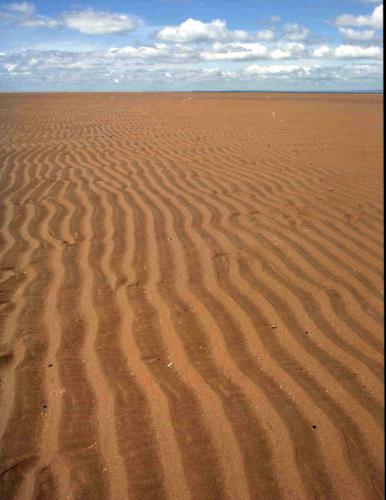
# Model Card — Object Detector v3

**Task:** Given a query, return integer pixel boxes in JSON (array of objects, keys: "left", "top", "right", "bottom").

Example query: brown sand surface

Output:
[{"left": 0, "top": 92, "right": 383, "bottom": 499}]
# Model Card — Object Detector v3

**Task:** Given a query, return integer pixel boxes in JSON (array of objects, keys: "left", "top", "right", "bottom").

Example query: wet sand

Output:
[{"left": 0, "top": 92, "right": 384, "bottom": 499}]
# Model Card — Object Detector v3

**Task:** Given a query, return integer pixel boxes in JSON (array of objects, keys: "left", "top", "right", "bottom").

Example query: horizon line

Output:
[{"left": 0, "top": 90, "right": 383, "bottom": 95}]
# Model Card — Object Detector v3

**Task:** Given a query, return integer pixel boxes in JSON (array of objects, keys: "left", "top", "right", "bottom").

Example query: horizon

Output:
[
  {"left": 0, "top": 90, "right": 384, "bottom": 94},
  {"left": 0, "top": 0, "right": 384, "bottom": 92}
]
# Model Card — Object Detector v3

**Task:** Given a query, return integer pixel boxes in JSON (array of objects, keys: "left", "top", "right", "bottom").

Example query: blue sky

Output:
[{"left": 0, "top": 0, "right": 383, "bottom": 91}]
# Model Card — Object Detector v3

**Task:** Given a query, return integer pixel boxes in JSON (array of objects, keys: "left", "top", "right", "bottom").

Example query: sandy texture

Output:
[{"left": 0, "top": 92, "right": 384, "bottom": 499}]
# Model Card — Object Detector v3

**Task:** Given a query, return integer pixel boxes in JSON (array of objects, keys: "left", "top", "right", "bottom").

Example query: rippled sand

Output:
[{"left": 0, "top": 92, "right": 383, "bottom": 499}]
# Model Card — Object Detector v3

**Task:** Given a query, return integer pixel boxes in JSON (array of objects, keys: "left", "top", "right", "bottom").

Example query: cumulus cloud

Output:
[
  {"left": 283, "top": 23, "right": 310, "bottom": 41},
  {"left": 200, "top": 42, "right": 268, "bottom": 61},
  {"left": 0, "top": 47, "right": 382, "bottom": 91},
  {"left": 156, "top": 18, "right": 250, "bottom": 43},
  {"left": 108, "top": 43, "right": 195, "bottom": 61},
  {"left": 62, "top": 10, "right": 138, "bottom": 35},
  {"left": 0, "top": 2, "right": 383, "bottom": 91},
  {"left": 21, "top": 17, "right": 58, "bottom": 28},
  {"left": 333, "top": 44, "right": 382, "bottom": 57},
  {"left": 312, "top": 43, "right": 381, "bottom": 58},
  {"left": 199, "top": 41, "right": 306, "bottom": 62},
  {"left": 4, "top": 63, "right": 18, "bottom": 72},
  {"left": 0, "top": 3, "right": 139, "bottom": 34},
  {"left": 338, "top": 27, "right": 375, "bottom": 41},
  {"left": 256, "top": 29, "right": 275, "bottom": 41},
  {"left": 3, "top": 2, "right": 35, "bottom": 15},
  {"left": 200, "top": 67, "right": 234, "bottom": 79},
  {"left": 334, "top": 4, "right": 383, "bottom": 29},
  {"left": 273, "top": 42, "right": 305, "bottom": 58},
  {"left": 0, "top": 1, "right": 58, "bottom": 27},
  {"left": 312, "top": 45, "right": 331, "bottom": 57},
  {"left": 245, "top": 63, "right": 314, "bottom": 76}
]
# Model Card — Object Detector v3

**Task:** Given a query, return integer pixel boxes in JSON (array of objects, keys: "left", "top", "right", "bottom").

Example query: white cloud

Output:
[
  {"left": 3, "top": 2, "right": 35, "bottom": 15},
  {"left": 21, "top": 17, "right": 58, "bottom": 28},
  {"left": 245, "top": 63, "right": 313, "bottom": 76},
  {"left": 334, "top": 44, "right": 382, "bottom": 57},
  {"left": 256, "top": 29, "right": 275, "bottom": 41},
  {"left": 338, "top": 27, "right": 375, "bottom": 41},
  {"left": 312, "top": 43, "right": 382, "bottom": 58},
  {"left": 0, "top": 4, "right": 140, "bottom": 33},
  {"left": 0, "top": 1, "right": 57, "bottom": 27},
  {"left": 108, "top": 43, "right": 196, "bottom": 62},
  {"left": 0, "top": 3, "right": 383, "bottom": 91},
  {"left": 270, "top": 42, "right": 305, "bottom": 59},
  {"left": 62, "top": 10, "right": 138, "bottom": 35},
  {"left": 312, "top": 45, "right": 331, "bottom": 57},
  {"left": 199, "top": 40, "right": 306, "bottom": 62},
  {"left": 283, "top": 23, "right": 310, "bottom": 41},
  {"left": 334, "top": 4, "right": 383, "bottom": 29},
  {"left": 270, "top": 49, "right": 290, "bottom": 59},
  {"left": 200, "top": 42, "right": 268, "bottom": 61},
  {"left": 201, "top": 67, "right": 233, "bottom": 78},
  {"left": 4, "top": 63, "right": 17, "bottom": 72},
  {"left": 0, "top": 48, "right": 382, "bottom": 90},
  {"left": 156, "top": 18, "right": 250, "bottom": 43}
]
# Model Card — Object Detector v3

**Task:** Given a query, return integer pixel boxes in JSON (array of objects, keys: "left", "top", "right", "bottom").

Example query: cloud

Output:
[
  {"left": 0, "top": 1, "right": 57, "bottom": 27},
  {"left": 199, "top": 41, "right": 305, "bottom": 62},
  {"left": 156, "top": 18, "right": 250, "bottom": 43},
  {"left": 200, "top": 67, "right": 234, "bottom": 79},
  {"left": 93, "top": 39, "right": 307, "bottom": 65},
  {"left": 21, "top": 17, "right": 58, "bottom": 28},
  {"left": 333, "top": 44, "right": 382, "bottom": 57},
  {"left": 245, "top": 63, "right": 314, "bottom": 77},
  {"left": 312, "top": 45, "right": 331, "bottom": 57},
  {"left": 3, "top": 2, "right": 35, "bottom": 15},
  {"left": 4, "top": 63, "right": 18, "bottom": 72},
  {"left": 62, "top": 10, "right": 138, "bottom": 35},
  {"left": 312, "top": 43, "right": 382, "bottom": 58},
  {"left": 272, "top": 42, "right": 305, "bottom": 59},
  {"left": 338, "top": 27, "right": 375, "bottom": 41},
  {"left": 0, "top": 3, "right": 383, "bottom": 91},
  {"left": 200, "top": 42, "right": 268, "bottom": 61},
  {"left": 2, "top": 2, "right": 36, "bottom": 16},
  {"left": 334, "top": 4, "right": 383, "bottom": 29},
  {"left": 108, "top": 43, "right": 197, "bottom": 62},
  {"left": 0, "top": 47, "right": 382, "bottom": 91},
  {"left": 283, "top": 23, "right": 310, "bottom": 41},
  {"left": 256, "top": 29, "right": 275, "bottom": 41},
  {"left": 0, "top": 4, "right": 139, "bottom": 34}
]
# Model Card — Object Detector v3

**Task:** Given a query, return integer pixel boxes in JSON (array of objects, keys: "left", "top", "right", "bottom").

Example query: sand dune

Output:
[{"left": 0, "top": 92, "right": 383, "bottom": 499}]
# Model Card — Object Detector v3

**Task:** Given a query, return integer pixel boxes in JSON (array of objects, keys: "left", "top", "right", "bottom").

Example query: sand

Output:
[{"left": 0, "top": 92, "right": 383, "bottom": 499}]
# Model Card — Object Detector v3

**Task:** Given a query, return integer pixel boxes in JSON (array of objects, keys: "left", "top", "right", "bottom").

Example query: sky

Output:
[{"left": 0, "top": 0, "right": 383, "bottom": 91}]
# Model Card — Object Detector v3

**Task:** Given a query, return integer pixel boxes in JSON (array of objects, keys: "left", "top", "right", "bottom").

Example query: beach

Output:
[{"left": 0, "top": 92, "right": 383, "bottom": 499}]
